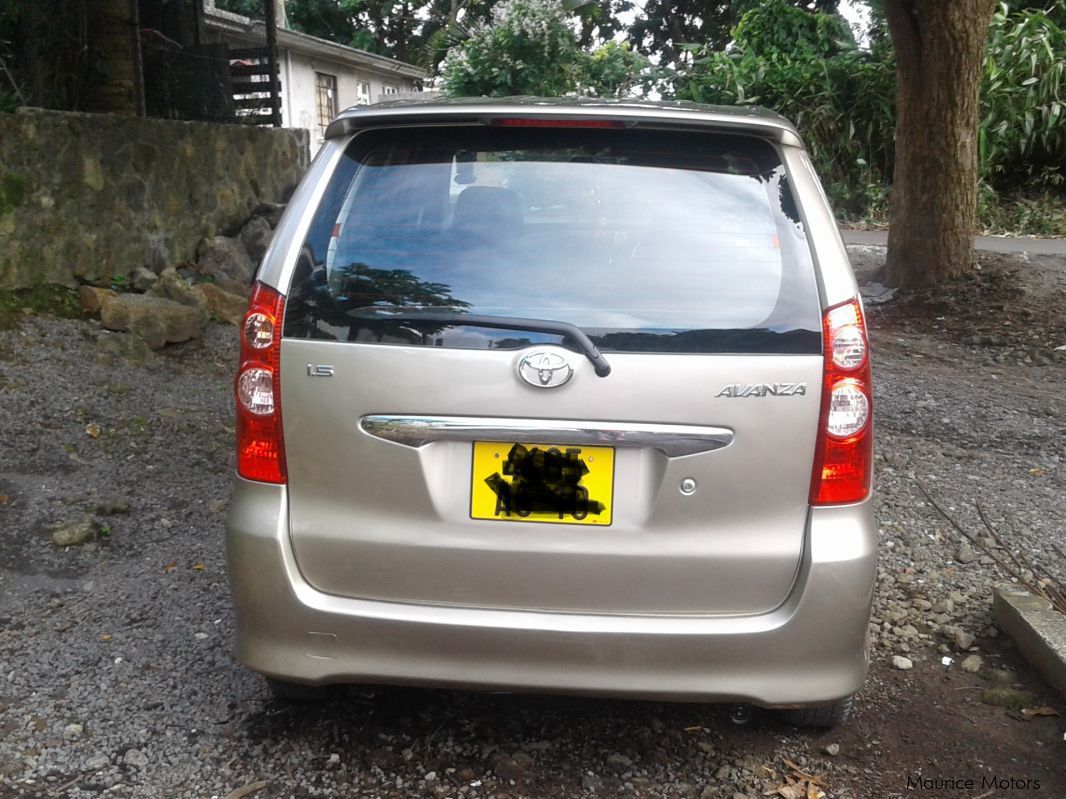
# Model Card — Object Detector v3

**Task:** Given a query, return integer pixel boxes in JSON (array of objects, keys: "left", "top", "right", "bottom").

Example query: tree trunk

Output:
[
  {"left": 882, "top": 0, "right": 996, "bottom": 288},
  {"left": 85, "top": 0, "right": 141, "bottom": 114}
]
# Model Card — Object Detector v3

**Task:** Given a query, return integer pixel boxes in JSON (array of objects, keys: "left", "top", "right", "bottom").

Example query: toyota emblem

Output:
[{"left": 517, "top": 350, "right": 574, "bottom": 389}]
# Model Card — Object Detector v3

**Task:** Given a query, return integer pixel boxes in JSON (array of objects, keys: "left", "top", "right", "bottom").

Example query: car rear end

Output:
[{"left": 226, "top": 100, "right": 876, "bottom": 716}]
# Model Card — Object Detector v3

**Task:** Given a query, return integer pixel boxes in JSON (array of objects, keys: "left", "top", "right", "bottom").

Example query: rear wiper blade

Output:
[{"left": 349, "top": 307, "right": 611, "bottom": 378}]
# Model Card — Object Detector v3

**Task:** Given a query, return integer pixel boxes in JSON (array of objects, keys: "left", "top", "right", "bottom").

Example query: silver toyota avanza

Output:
[{"left": 226, "top": 98, "right": 875, "bottom": 727}]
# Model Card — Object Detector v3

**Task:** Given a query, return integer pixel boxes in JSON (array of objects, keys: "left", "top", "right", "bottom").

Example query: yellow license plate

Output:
[{"left": 470, "top": 442, "right": 614, "bottom": 525}]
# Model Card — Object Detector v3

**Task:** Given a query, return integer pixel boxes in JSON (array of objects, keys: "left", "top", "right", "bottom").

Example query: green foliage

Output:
[
  {"left": 441, "top": 0, "right": 586, "bottom": 96},
  {"left": 440, "top": 0, "right": 652, "bottom": 98},
  {"left": 980, "top": 2, "right": 1066, "bottom": 186},
  {"left": 0, "top": 285, "right": 81, "bottom": 330},
  {"left": 628, "top": 0, "right": 839, "bottom": 68},
  {"left": 675, "top": 0, "right": 893, "bottom": 218},
  {"left": 0, "top": 88, "right": 19, "bottom": 113},
  {"left": 978, "top": 181, "right": 1066, "bottom": 235},
  {"left": 584, "top": 41, "right": 653, "bottom": 97},
  {"left": 675, "top": 0, "right": 1066, "bottom": 231},
  {"left": 731, "top": 0, "right": 854, "bottom": 57}
]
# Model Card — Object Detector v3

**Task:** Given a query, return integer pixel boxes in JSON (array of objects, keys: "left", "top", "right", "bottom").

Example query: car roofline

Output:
[{"left": 323, "top": 97, "right": 804, "bottom": 148}]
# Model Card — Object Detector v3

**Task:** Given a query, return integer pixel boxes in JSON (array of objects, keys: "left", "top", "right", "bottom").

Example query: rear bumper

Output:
[{"left": 225, "top": 477, "right": 876, "bottom": 706}]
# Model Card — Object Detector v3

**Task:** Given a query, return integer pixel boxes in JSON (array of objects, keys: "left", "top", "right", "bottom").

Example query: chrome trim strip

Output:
[{"left": 359, "top": 415, "right": 734, "bottom": 458}]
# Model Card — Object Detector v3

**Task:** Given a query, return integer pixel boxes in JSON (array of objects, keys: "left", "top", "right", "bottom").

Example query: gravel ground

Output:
[{"left": 1, "top": 247, "right": 1065, "bottom": 799}]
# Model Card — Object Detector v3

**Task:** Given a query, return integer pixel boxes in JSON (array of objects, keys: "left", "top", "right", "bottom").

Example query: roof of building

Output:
[{"left": 203, "top": 5, "right": 426, "bottom": 80}]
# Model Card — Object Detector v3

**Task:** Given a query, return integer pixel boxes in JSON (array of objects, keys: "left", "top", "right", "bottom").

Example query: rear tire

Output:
[
  {"left": 781, "top": 695, "right": 854, "bottom": 728},
  {"left": 265, "top": 677, "right": 334, "bottom": 703}
]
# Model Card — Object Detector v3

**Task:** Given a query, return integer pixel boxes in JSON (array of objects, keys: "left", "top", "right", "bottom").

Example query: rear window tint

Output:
[{"left": 284, "top": 126, "right": 821, "bottom": 354}]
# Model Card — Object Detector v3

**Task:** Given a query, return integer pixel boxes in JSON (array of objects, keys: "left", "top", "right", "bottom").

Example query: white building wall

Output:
[{"left": 281, "top": 49, "right": 416, "bottom": 152}]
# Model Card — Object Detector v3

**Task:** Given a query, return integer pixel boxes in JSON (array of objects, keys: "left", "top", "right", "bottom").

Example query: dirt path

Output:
[{"left": 0, "top": 248, "right": 1064, "bottom": 798}]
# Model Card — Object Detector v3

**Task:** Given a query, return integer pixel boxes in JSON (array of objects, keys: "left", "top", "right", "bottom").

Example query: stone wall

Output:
[{"left": 0, "top": 108, "right": 309, "bottom": 288}]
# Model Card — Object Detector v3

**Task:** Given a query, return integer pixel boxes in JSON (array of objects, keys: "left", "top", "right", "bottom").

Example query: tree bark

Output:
[
  {"left": 882, "top": 0, "right": 996, "bottom": 288},
  {"left": 85, "top": 0, "right": 141, "bottom": 114}
]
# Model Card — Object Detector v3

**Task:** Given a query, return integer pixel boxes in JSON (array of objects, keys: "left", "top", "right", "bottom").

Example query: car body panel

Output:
[
  {"left": 281, "top": 340, "right": 824, "bottom": 614},
  {"left": 227, "top": 477, "right": 876, "bottom": 705}
]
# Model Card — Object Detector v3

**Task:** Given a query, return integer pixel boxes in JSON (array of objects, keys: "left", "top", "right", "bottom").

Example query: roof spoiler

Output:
[{"left": 323, "top": 104, "right": 804, "bottom": 148}]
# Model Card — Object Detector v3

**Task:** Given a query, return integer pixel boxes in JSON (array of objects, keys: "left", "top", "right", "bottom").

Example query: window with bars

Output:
[
  {"left": 316, "top": 73, "right": 338, "bottom": 130},
  {"left": 382, "top": 84, "right": 400, "bottom": 96}
]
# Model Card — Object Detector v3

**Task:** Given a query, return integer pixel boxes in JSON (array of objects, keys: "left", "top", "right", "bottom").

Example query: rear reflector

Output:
[
  {"left": 810, "top": 298, "right": 872, "bottom": 505},
  {"left": 236, "top": 282, "right": 287, "bottom": 484},
  {"left": 491, "top": 117, "right": 626, "bottom": 129}
]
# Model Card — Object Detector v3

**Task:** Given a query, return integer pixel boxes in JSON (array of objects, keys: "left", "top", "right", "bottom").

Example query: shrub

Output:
[
  {"left": 981, "top": 2, "right": 1066, "bottom": 187},
  {"left": 675, "top": 0, "right": 895, "bottom": 219}
]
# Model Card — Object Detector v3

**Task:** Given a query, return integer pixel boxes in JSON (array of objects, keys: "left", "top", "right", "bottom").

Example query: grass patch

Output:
[
  {"left": 980, "top": 686, "right": 1035, "bottom": 709},
  {"left": 839, "top": 187, "right": 1066, "bottom": 237},
  {"left": 979, "top": 185, "right": 1066, "bottom": 237},
  {"left": 0, "top": 285, "right": 82, "bottom": 329}
]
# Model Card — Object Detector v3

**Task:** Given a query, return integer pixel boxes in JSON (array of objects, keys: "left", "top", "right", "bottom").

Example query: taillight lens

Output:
[
  {"left": 810, "top": 298, "right": 872, "bottom": 505},
  {"left": 236, "top": 282, "right": 286, "bottom": 483}
]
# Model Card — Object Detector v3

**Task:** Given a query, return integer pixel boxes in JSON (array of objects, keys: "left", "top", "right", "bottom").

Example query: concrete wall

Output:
[{"left": 0, "top": 108, "right": 309, "bottom": 289}]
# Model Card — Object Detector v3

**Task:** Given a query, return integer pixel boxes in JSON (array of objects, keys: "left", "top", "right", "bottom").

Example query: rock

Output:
[
  {"left": 512, "top": 751, "right": 533, "bottom": 768},
  {"left": 240, "top": 215, "right": 274, "bottom": 264},
  {"left": 196, "top": 236, "right": 256, "bottom": 286},
  {"left": 64, "top": 723, "right": 83, "bottom": 741},
  {"left": 100, "top": 294, "right": 206, "bottom": 349},
  {"left": 213, "top": 276, "right": 248, "bottom": 296},
  {"left": 606, "top": 752, "right": 632, "bottom": 773},
  {"left": 954, "top": 629, "right": 976, "bottom": 650},
  {"left": 122, "top": 748, "right": 148, "bottom": 769},
  {"left": 78, "top": 286, "right": 117, "bottom": 315},
  {"left": 255, "top": 201, "right": 286, "bottom": 228},
  {"left": 955, "top": 542, "right": 975, "bottom": 564},
  {"left": 932, "top": 598, "right": 955, "bottom": 614},
  {"left": 95, "top": 495, "right": 130, "bottom": 515},
  {"left": 490, "top": 753, "right": 528, "bottom": 782},
  {"left": 987, "top": 668, "right": 1015, "bottom": 685},
  {"left": 891, "top": 655, "right": 913, "bottom": 670},
  {"left": 823, "top": 743, "right": 840, "bottom": 756},
  {"left": 95, "top": 331, "right": 155, "bottom": 367},
  {"left": 960, "top": 654, "right": 984, "bottom": 673},
  {"left": 131, "top": 267, "right": 158, "bottom": 292},
  {"left": 148, "top": 267, "right": 209, "bottom": 315},
  {"left": 699, "top": 787, "right": 716, "bottom": 799},
  {"left": 208, "top": 499, "right": 227, "bottom": 513},
  {"left": 84, "top": 753, "right": 109, "bottom": 771},
  {"left": 714, "top": 765, "right": 733, "bottom": 781},
  {"left": 897, "top": 623, "right": 920, "bottom": 639},
  {"left": 192, "top": 282, "right": 247, "bottom": 325},
  {"left": 52, "top": 516, "right": 97, "bottom": 547},
  {"left": 581, "top": 773, "right": 602, "bottom": 790}
]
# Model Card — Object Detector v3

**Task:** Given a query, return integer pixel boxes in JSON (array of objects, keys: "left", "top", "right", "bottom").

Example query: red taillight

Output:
[
  {"left": 810, "top": 298, "right": 873, "bottom": 505},
  {"left": 491, "top": 117, "right": 626, "bottom": 129},
  {"left": 236, "top": 282, "right": 287, "bottom": 484}
]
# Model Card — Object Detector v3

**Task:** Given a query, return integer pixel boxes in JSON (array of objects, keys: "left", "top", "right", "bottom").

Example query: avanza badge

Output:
[{"left": 716, "top": 382, "right": 808, "bottom": 398}]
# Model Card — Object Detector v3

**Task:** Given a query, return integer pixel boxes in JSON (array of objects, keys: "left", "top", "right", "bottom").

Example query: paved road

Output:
[{"left": 841, "top": 228, "right": 1066, "bottom": 255}]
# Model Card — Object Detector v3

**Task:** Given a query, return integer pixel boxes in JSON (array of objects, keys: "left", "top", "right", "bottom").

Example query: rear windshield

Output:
[{"left": 284, "top": 125, "right": 822, "bottom": 354}]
